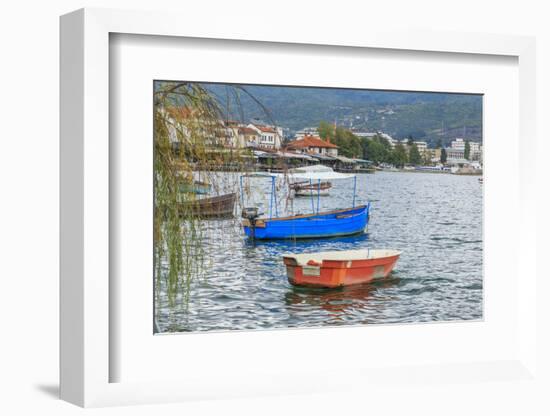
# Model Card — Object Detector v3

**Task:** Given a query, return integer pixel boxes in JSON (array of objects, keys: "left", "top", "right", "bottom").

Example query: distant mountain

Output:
[{"left": 200, "top": 82, "right": 482, "bottom": 147}]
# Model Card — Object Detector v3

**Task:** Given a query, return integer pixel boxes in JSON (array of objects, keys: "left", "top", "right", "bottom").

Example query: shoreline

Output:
[{"left": 380, "top": 169, "right": 482, "bottom": 176}]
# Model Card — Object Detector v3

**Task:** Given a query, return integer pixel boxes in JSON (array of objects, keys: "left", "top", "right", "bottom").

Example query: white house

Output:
[
  {"left": 286, "top": 134, "right": 339, "bottom": 156},
  {"left": 238, "top": 126, "right": 260, "bottom": 148},
  {"left": 248, "top": 123, "right": 282, "bottom": 149}
]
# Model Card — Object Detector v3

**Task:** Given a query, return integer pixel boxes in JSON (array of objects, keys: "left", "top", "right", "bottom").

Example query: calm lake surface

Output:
[{"left": 156, "top": 171, "right": 483, "bottom": 333}]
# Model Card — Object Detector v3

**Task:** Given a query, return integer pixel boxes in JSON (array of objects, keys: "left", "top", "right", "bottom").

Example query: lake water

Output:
[{"left": 156, "top": 171, "right": 483, "bottom": 333}]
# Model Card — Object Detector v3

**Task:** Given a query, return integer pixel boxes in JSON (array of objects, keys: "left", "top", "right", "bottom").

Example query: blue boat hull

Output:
[{"left": 243, "top": 204, "right": 369, "bottom": 240}]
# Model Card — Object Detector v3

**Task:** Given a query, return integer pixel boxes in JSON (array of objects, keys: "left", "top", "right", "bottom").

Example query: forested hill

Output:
[{"left": 202, "top": 83, "right": 482, "bottom": 147}]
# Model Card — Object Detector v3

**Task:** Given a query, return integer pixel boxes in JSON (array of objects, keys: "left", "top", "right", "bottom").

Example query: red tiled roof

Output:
[
  {"left": 238, "top": 127, "right": 258, "bottom": 135},
  {"left": 287, "top": 135, "right": 338, "bottom": 149},
  {"left": 253, "top": 124, "right": 277, "bottom": 133}
]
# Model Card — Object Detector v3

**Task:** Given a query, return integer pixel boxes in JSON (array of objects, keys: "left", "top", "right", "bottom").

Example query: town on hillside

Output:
[{"left": 165, "top": 110, "right": 483, "bottom": 175}]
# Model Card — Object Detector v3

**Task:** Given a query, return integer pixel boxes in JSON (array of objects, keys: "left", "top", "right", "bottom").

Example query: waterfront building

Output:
[
  {"left": 397, "top": 138, "right": 428, "bottom": 156},
  {"left": 247, "top": 123, "right": 283, "bottom": 149},
  {"left": 451, "top": 138, "right": 466, "bottom": 151},
  {"left": 166, "top": 107, "right": 234, "bottom": 148},
  {"left": 295, "top": 127, "right": 319, "bottom": 138},
  {"left": 238, "top": 127, "right": 260, "bottom": 148},
  {"left": 221, "top": 120, "right": 242, "bottom": 148},
  {"left": 379, "top": 133, "right": 395, "bottom": 145},
  {"left": 352, "top": 131, "right": 376, "bottom": 139},
  {"left": 354, "top": 131, "right": 396, "bottom": 148},
  {"left": 386, "top": 138, "right": 396, "bottom": 148},
  {"left": 469, "top": 142, "right": 480, "bottom": 152},
  {"left": 449, "top": 138, "right": 483, "bottom": 161},
  {"left": 162, "top": 107, "right": 285, "bottom": 150},
  {"left": 469, "top": 142, "right": 482, "bottom": 161},
  {"left": 446, "top": 147, "right": 465, "bottom": 160},
  {"left": 428, "top": 148, "right": 442, "bottom": 163},
  {"left": 413, "top": 141, "right": 428, "bottom": 155},
  {"left": 286, "top": 134, "right": 339, "bottom": 156}
]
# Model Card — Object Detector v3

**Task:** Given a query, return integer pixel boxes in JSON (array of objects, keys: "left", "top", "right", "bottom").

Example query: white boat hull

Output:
[{"left": 294, "top": 189, "right": 330, "bottom": 197}]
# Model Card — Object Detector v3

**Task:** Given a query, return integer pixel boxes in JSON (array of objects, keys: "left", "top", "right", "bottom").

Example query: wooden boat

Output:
[
  {"left": 178, "top": 193, "right": 236, "bottom": 218},
  {"left": 283, "top": 249, "right": 401, "bottom": 288},
  {"left": 290, "top": 180, "right": 332, "bottom": 196},
  {"left": 242, "top": 204, "right": 369, "bottom": 240}
]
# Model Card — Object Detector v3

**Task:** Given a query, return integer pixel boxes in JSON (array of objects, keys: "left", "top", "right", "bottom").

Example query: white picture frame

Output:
[{"left": 60, "top": 8, "right": 538, "bottom": 407}]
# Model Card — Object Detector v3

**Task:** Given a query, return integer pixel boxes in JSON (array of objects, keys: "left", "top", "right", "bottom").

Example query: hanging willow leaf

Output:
[{"left": 153, "top": 82, "right": 273, "bottom": 317}]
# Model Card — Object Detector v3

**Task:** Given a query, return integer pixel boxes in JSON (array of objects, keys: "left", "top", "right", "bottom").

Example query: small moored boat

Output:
[
  {"left": 240, "top": 166, "right": 368, "bottom": 240},
  {"left": 283, "top": 249, "right": 401, "bottom": 288},
  {"left": 242, "top": 205, "right": 369, "bottom": 240},
  {"left": 290, "top": 180, "right": 332, "bottom": 196},
  {"left": 178, "top": 192, "right": 236, "bottom": 218}
]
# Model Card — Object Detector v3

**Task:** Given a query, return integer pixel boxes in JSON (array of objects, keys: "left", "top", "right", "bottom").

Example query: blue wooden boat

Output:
[
  {"left": 240, "top": 166, "right": 370, "bottom": 240},
  {"left": 242, "top": 204, "right": 369, "bottom": 240}
]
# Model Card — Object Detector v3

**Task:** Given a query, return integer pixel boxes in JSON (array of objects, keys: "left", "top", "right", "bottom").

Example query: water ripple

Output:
[{"left": 157, "top": 171, "right": 483, "bottom": 332}]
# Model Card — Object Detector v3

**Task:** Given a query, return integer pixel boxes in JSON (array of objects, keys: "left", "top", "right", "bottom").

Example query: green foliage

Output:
[
  {"left": 318, "top": 120, "right": 334, "bottom": 140},
  {"left": 316, "top": 125, "right": 433, "bottom": 167},
  {"left": 154, "top": 82, "right": 250, "bottom": 311},
  {"left": 408, "top": 143, "right": 422, "bottom": 166},
  {"left": 464, "top": 140, "right": 471, "bottom": 160},
  {"left": 154, "top": 83, "right": 222, "bottom": 308},
  {"left": 333, "top": 127, "right": 362, "bottom": 158},
  {"left": 440, "top": 148, "right": 448, "bottom": 164},
  {"left": 317, "top": 122, "right": 362, "bottom": 158},
  {"left": 392, "top": 143, "right": 408, "bottom": 168},
  {"left": 363, "top": 133, "right": 391, "bottom": 163}
]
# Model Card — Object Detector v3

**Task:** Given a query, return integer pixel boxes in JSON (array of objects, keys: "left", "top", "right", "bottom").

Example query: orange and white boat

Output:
[{"left": 283, "top": 249, "right": 401, "bottom": 288}]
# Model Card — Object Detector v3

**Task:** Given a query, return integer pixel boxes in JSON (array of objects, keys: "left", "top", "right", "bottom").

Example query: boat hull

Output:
[
  {"left": 294, "top": 189, "right": 330, "bottom": 197},
  {"left": 178, "top": 193, "right": 236, "bottom": 218},
  {"left": 291, "top": 181, "right": 332, "bottom": 197},
  {"left": 242, "top": 205, "right": 369, "bottom": 240},
  {"left": 283, "top": 249, "right": 400, "bottom": 288}
]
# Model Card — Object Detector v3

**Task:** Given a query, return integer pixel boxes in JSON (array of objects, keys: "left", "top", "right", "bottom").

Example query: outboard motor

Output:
[{"left": 241, "top": 207, "right": 260, "bottom": 239}]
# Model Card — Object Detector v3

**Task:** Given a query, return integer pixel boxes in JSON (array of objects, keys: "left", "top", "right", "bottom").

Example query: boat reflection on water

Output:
[
  {"left": 241, "top": 231, "right": 401, "bottom": 326},
  {"left": 242, "top": 228, "right": 370, "bottom": 250},
  {"left": 284, "top": 276, "right": 400, "bottom": 325}
]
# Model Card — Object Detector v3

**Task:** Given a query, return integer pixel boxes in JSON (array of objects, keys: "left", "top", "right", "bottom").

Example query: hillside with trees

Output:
[
  {"left": 200, "top": 82, "right": 483, "bottom": 147},
  {"left": 317, "top": 121, "right": 451, "bottom": 167}
]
